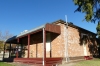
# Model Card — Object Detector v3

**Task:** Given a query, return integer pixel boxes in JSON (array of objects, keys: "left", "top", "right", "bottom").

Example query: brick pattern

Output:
[
  {"left": 67, "top": 26, "right": 84, "bottom": 57},
  {"left": 22, "top": 32, "right": 43, "bottom": 58},
  {"left": 51, "top": 24, "right": 65, "bottom": 57},
  {"left": 30, "top": 33, "right": 43, "bottom": 58},
  {"left": 22, "top": 22, "right": 98, "bottom": 58},
  {"left": 51, "top": 23, "right": 98, "bottom": 57}
]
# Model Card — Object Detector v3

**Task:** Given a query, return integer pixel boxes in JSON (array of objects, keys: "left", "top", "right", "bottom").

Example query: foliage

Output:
[
  {"left": 0, "top": 31, "right": 13, "bottom": 52},
  {"left": 96, "top": 22, "right": 100, "bottom": 38},
  {"left": 73, "top": 0, "right": 100, "bottom": 39},
  {"left": 0, "top": 41, "right": 4, "bottom": 51},
  {"left": 0, "top": 31, "right": 13, "bottom": 41},
  {"left": 73, "top": 0, "right": 100, "bottom": 22},
  {"left": 0, "top": 41, "right": 10, "bottom": 52}
]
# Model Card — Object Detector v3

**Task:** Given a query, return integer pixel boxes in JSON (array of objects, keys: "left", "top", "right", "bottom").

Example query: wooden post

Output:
[
  {"left": 28, "top": 34, "right": 30, "bottom": 58},
  {"left": 9, "top": 43, "right": 11, "bottom": 58},
  {"left": 3, "top": 43, "right": 6, "bottom": 59},
  {"left": 21, "top": 42, "right": 23, "bottom": 58},
  {"left": 43, "top": 28, "right": 46, "bottom": 66},
  {"left": 16, "top": 38, "right": 19, "bottom": 58}
]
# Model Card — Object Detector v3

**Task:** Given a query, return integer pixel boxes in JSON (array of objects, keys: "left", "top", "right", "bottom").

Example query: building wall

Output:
[
  {"left": 51, "top": 23, "right": 98, "bottom": 58},
  {"left": 30, "top": 32, "right": 43, "bottom": 58},
  {"left": 87, "top": 36, "right": 98, "bottom": 57},
  {"left": 67, "top": 26, "right": 84, "bottom": 57},
  {"left": 51, "top": 23, "right": 65, "bottom": 57},
  {"left": 51, "top": 23, "right": 84, "bottom": 58},
  {"left": 22, "top": 24, "right": 65, "bottom": 58},
  {"left": 22, "top": 32, "right": 43, "bottom": 58},
  {"left": 22, "top": 23, "right": 98, "bottom": 58}
]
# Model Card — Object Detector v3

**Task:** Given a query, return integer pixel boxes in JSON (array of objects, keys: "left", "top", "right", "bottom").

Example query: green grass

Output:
[
  {"left": 0, "top": 62, "right": 14, "bottom": 66},
  {"left": 75, "top": 59, "right": 100, "bottom": 66}
]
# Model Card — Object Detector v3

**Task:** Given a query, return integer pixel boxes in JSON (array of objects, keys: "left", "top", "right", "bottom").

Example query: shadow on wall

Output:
[
  {"left": 22, "top": 31, "right": 59, "bottom": 58},
  {"left": 96, "top": 38, "right": 100, "bottom": 58},
  {"left": 88, "top": 38, "right": 99, "bottom": 58},
  {"left": 21, "top": 32, "right": 43, "bottom": 58},
  {"left": 78, "top": 29, "right": 99, "bottom": 58}
]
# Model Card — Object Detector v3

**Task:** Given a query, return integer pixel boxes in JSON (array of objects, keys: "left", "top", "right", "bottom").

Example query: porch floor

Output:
[{"left": 3, "top": 58, "right": 63, "bottom": 66}]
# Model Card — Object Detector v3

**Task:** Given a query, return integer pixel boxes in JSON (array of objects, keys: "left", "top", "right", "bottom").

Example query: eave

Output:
[{"left": 5, "top": 23, "right": 61, "bottom": 43}]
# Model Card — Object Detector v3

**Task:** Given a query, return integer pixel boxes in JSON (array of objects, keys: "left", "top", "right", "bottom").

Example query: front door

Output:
[{"left": 83, "top": 43, "right": 87, "bottom": 56}]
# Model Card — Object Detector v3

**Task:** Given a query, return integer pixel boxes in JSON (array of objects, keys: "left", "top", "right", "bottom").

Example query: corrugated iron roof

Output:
[
  {"left": 52, "top": 19, "right": 97, "bottom": 35},
  {"left": 5, "top": 24, "right": 46, "bottom": 43},
  {"left": 5, "top": 19, "right": 97, "bottom": 43},
  {"left": 17, "top": 24, "right": 46, "bottom": 38}
]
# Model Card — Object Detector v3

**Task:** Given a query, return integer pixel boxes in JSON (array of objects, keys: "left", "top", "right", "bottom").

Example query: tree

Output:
[
  {"left": 97, "top": 22, "right": 100, "bottom": 38},
  {"left": 73, "top": 0, "right": 100, "bottom": 39},
  {"left": 73, "top": 0, "right": 100, "bottom": 22},
  {"left": 0, "top": 31, "right": 13, "bottom": 51},
  {"left": 0, "top": 41, "right": 4, "bottom": 51}
]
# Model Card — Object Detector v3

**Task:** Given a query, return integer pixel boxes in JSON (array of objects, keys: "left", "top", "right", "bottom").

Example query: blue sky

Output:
[{"left": 0, "top": 0, "right": 98, "bottom": 35}]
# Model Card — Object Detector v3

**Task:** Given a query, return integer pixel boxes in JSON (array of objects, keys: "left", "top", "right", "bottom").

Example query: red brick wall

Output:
[
  {"left": 67, "top": 26, "right": 84, "bottom": 57},
  {"left": 51, "top": 24, "right": 65, "bottom": 57},
  {"left": 51, "top": 23, "right": 98, "bottom": 58},
  {"left": 22, "top": 23, "right": 98, "bottom": 58},
  {"left": 51, "top": 23, "right": 84, "bottom": 57},
  {"left": 22, "top": 32, "right": 43, "bottom": 58}
]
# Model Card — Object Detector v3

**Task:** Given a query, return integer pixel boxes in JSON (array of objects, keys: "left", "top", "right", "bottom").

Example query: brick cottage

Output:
[{"left": 4, "top": 20, "right": 98, "bottom": 65}]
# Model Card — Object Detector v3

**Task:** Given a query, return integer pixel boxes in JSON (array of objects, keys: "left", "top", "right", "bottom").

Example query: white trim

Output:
[
  {"left": 43, "top": 28, "right": 45, "bottom": 66},
  {"left": 65, "top": 15, "right": 69, "bottom": 62}
]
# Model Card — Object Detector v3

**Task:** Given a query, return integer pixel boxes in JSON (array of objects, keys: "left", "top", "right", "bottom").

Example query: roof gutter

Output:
[
  {"left": 5, "top": 24, "right": 47, "bottom": 43},
  {"left": 17, "top": 24, "right": 46, "bottom": 38}
]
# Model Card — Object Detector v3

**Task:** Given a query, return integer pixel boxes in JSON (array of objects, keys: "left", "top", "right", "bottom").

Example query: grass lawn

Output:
[
  {"left": 0, "top": 62, "right": 14, "bottom": 66},
  {"left": 75, "top": 59, "right": 100, "bottom": 66}
]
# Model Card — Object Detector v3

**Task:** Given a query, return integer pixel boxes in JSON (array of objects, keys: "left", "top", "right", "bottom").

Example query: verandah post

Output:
[
  {"left": 43, "top": 28, "right": 46, "bottom": 66},
  {"left": 16, "top": 38, "right": 19, "bottom": 58},
  {"left": 3, "top": 43, "right": 6, "bottom": 59},
  {"left": 9, "top": 43, "right": 11, "bottom": 58},
  {"left": 28, "top": 34, "right": 30, "bottom": 58}
]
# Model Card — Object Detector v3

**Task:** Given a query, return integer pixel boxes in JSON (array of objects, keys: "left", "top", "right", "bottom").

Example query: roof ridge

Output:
[{"left": 52, "top": 19, "right": 96, "bottom": 35}]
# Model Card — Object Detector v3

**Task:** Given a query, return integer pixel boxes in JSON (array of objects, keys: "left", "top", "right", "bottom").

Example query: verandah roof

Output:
[
  {"left": 17, "top": 24, "right": 45, "bottom": 38},
  {"left": 5, "top": 23, "right": 61, "bottom": 43}
]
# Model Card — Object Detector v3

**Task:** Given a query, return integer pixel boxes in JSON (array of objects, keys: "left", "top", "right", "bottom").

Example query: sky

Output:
[{"left": 0, "top": 0, "right": 98, "bottom": 35}]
